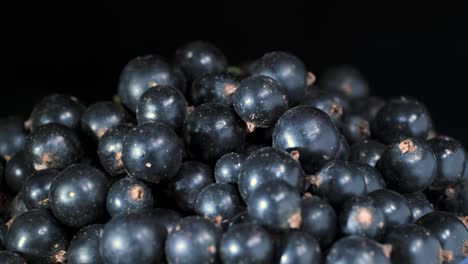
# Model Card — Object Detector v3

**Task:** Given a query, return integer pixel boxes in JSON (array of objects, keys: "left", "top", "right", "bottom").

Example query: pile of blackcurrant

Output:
[{"left": 0, "top": 41, "right": 467, "bottom": 264}]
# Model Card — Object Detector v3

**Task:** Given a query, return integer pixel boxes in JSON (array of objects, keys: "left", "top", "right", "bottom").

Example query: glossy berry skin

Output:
[
  {"left": 20, "top": 169, "right": 60, "bottom": 209},
  {"left": 300, "top": 90, "right": 349, "bottom": 125},
  {"left": 233, "top": 75, "right": 289, "bottom": 129},
  {"left": 273, "top": 106, "right": 340, "bottom": 173},
  {"left": 122, "top": 122, "right": 182, "bottom": 183},
  {"left": 106, "top": 177, "right": 154, "bottom": 217},
  {"left": 183, "top": 103, "right": 246, "bottom": 163},
  {"left": 372, "top": 97, "right": 432, "bottom": 144},
  {"left": 301, "top": 196, "right": 337, "bottom": 248},
  {"left": 250, "top": 51, "right": 307, "bottom": 105},
  {"left": 24, "top": 123, "right": 83, "bottom": 171},
  {"left": 384, "top": 224, "right": 441, "bottom": 264},
  {"left": 81, "top": 101, "right": 132, "bottom": 141},
  {"left": 29, "top": 94, "right": 85, "bottom": 131},
  {"left": 220, "top": 223, "right": 273, "bottom": 264},
  {"left": 339, "top": 196, "right": 386, "bottom": 239},
  {"left": 118, "top": 54, "right": 186, "bottom": 112},
  {"left": 238, "top": 147, "right": 304, "bottom": 200},
  {"left": 49, "top": 164, "right": 108, "bottom": 227},
  {"left": 165, "top": 216, "right": 222, "bottom": 264},
  {"left": 67, "top": 224, "right": 103, "bottom": 264},
  {"left": 136, "top": 85, "right": 188, "bottom": 130},
  {"left": 311, "top": 160, "right": 366, "bottom": 207},
  {"left": 378, "top": 138, "right": 437, "bottom": 193},
  {"left": 147, "top": 208, "right": 182, "bottom": 233},
  {"left": 369, "top": 189, "right": 412, "bottom": 227},
  {"left": 100, "top": 212, "right": 167, "bottom": 264},
  {"left": 416, "top": 211, "right": 468, "bottom": 263},
  {"left": 97, "top": 124, "right": 133, "bottom": 177},
  {"left": 214, "top": 152, "right": 246, "bottom": 184},
  {"left": 428, "top": 136, "right": 466, "bottom": 189},
  {"left": 277, "top": 231, "right": 321, "bottom": 264},
  {"left": 190, "top": 73, "right": 239, "bottom": 106},
  {"left": 4, "top": 151, "right": 34, "bottom": 193},
  {"left": 195, "top": 183, "right": 242, "bottom": 222},
  {"left": 247, "top": 180, "right": 301, "bottom": 230},
  {"left": 325, "top": 236, "right": 390, "bottom": 264},
  {"left": 403, "top": 192, "right": 434, "bottom": 222},
  {"left": 6, "top": 209, "right": 67, "bottom": 264},
  {"left": 0, "top": 251, "right": 27, "bottom": 264},
  {"left": 349, "top": 140, "right": 386, "bottom": 167},
  {"left": 355, "top": 163, "right": 386, "bottom": 193},
  {"left": 320, "top": 66, "right": 369, "bottom": 98},
  {"left": 174, "top": 41, "right": 227, "bottom": 81},
  {"left": 341, "top": 114, "right": 371, "bottom": 143},
  {"left": 336, "top": 134, "right": 350, "bottom": 160},
  {"left": 0, "top": 117, "right": 27, "bottom": 160},
  {"left": 8, "top": 194, "right": 28, "bottom": 219},
  {"left": 169, "top": 161, "right": 214, "bottom": 211}
]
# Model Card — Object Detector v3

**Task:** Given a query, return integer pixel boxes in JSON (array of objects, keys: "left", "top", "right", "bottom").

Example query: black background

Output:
[{"left": 1, "top": 3, "right": 467, "bottom": 144}]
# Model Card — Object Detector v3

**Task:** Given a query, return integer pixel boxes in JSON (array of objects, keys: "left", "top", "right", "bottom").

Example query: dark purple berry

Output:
[{"left": 106, "top": 177, "right": 154, "bottom": 217}]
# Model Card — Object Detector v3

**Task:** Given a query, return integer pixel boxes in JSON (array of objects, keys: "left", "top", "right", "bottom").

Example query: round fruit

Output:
[
  {"left": 24, "top": 123, "right": 83, "bottom": 171},
  {"left": 4, "top": 151, "right": 34, "bottom": 193},
  {"left": 146, "top": 208, "right": 181, "bottom": 233},
  {"left": 122, "top": 122, "right": 182, "bottom": 183},
  {"left": 0, "top": 251, "right": 27, "bottom": 263},
  {"left": 136, "top": 84, "right": 188, "bottom": 130},
  {"left": 378, "top": 138, "right": 437, "bottom": 193},
  {"left": 232, "top": 75, "right": 288, "bottom": 130},
  {"left": 81, "top": 101, "right": 132, "bottom": 141},
  {"left": 276, "top": 231, "right": 321, "bottom": 264},
  {"left": 339, "top": 196, "right": 386, "bottom": 239},
  {"left": 428, "top": 136, "right": 466, "bottom": 189},
  {"left": 100, "top": 212, "right": 167, "bottom": 264},
  {"left": 250, "top": 51, "right": 307, "bottom": 105},
  {"left": 97, "top": 124, "right": 133, "bottom": 177},
  {"left": 29, "top": 94, "right": 85, "bottom": 131},
  {"left": 21, "top": 169, "right": 60, "bottom": 209},
  {"left": 183, "top": 103, "right": 246, "bottom": 163},
  {"left": 118, "top": 54, "right": 186, "bottom": 112},
  {"left": 174, "top": 41, "right": 227, "bottom": 81},
  {"left": 67, "top": 224, "right": 103, "bottom": 264},
  {"left": 49, "top": 164, "right": 108, "bottom": 227},
  {"left": 165, "top": 216, "right": 222, "bottom": 264},
  {"left": 355, "top": 163, "right": 386, "bottom": 193},
  {"left": 416, "top": 211, "right": 468, "bottom": 263},
  {"left": 309, "top": 160, "right": 366, "bottom": 207},
  {"left": 194, "top": 183, "right": 243, "bottom": 223},
  {"left": 372, "top": 97, "right": 432, "bottom": 144},
  {"left": 325, "top": 236, "right": 390, "bottom": 264},
  {"left": 403, "top": 192, "right": 434, "bottom": 222},
  {"left": 106, "top": 177, "right": 154, "bottom": 217},
  {"left": 369, "top": 189, "right": 412, "bottom": 227},
  {"left": 320, "top": 66, "right": 369, "bottom": 98},
  {"left": 190, "top": 73, "right": 239, "bottom": 106},
  {"left": 300, "top": 196, "right": 337, "bottom": 248},
  {"left": 6, "top": 209, "right": 67, "bottom": 263},
  {"left": 273, "top": 106, "right": 340, "bottom": 173},
  {"left": 238, "top": 147, "right": 304, "bottom": 200},
  {"left": 214, "top": 152, "right": 246, "bottom": 184},
  {"left": 383, "top": 224, "right": 442, "bottom": 264},
  {"left": 341, "top": 114, "right": 371, "bottom": 143},
  {"left": 247, "top": 180, "right": 301, "bottom": 230},
  {"left": 168, "top": 161, "right": 214, "bottom": 211},
  {"left": 0, "top": 117, "right": 27, "bottom": 160},
  {"left": 349, "top": 139, "right": 386, "bottom": 167},
  {"left": 300, "top": 90, "right": 348, "bottom": 125}
]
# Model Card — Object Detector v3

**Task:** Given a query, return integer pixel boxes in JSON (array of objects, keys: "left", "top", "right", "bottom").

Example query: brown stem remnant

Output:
[
  {"left": 54, "top": 250, "right": 67, "bottom": 264},
  {"left": 440, "top": 249, "right": 454, "bottom": 263},
  {"left": 399, "top": 139, "right": 417, "bottom": 154},
  {"left": 246, "top": 122, "right": 256, "bottom": 133},
  {"left": 223, "top": 83, "right": 238, "bottom": 97},
  {"left": 24, "top": 119, "right": 32, "bottom": 130},
  {"left": 290, "top": 150, "right": 300, "bottom": 160},
  {"left": 458, "top": 216, "right": 468, "bottom": 228},
  {"left": 307, "top": 72, "right": 316, "bottom": 86},
  {"left": 287, "top": 211, "right": 302, "bottom": 229},
  {"left": 306, "top": 175, "right": 321, "bottom": 187},
  {"left": 187, "top": 106, "right": 195, "bottom": 114},
  {"left": 463, "top": 241, "right": 468, "bottom": 257},
  {"left": 380, "top": 244, "right": 392, "bottom": 258},
  {"left": 355, "top": 208, "right": 373, "bottom": 227},
  {"left": 130, "top": 185, "right": 145, "bottom": 201}
]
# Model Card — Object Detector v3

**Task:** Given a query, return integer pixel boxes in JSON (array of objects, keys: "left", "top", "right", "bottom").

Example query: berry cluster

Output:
[{"left": 0, "top": 41, "right": 467, "bottom": 264}]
